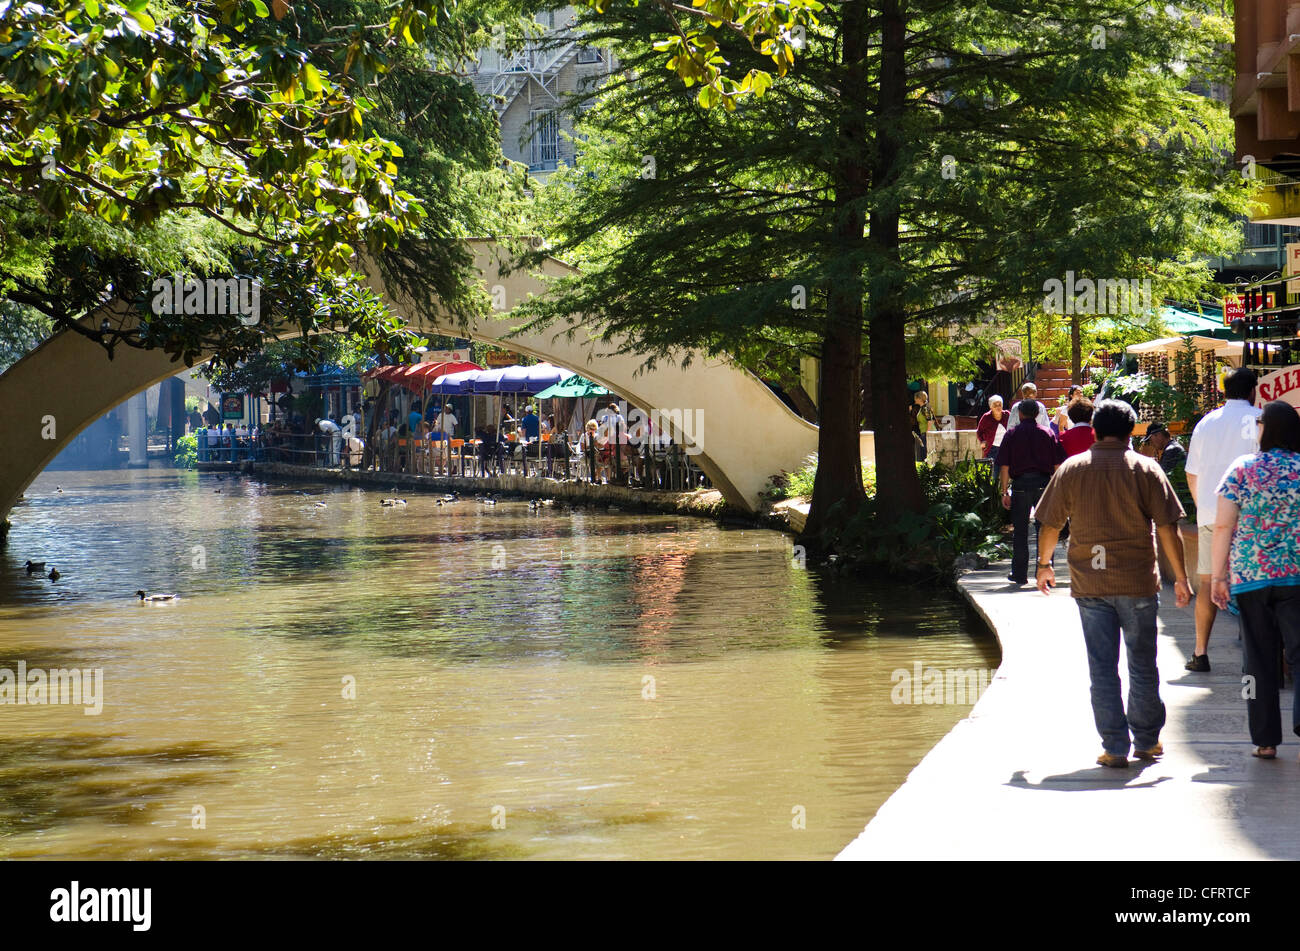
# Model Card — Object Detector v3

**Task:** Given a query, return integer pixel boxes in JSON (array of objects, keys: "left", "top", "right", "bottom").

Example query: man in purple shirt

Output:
[{"left": 997, "top": 399, "right": 1066, "bottom": 585}]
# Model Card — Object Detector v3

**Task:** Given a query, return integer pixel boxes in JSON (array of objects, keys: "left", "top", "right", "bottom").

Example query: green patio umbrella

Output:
[{"left": 534, "top": 374, "right": 610, "bottom": 399}]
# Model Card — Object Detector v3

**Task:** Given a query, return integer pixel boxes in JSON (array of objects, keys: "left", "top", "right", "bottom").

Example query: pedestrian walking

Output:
[
  {"left": 1209, "top": 400, "right": 1300, "bottom": 759},
  {"left": 996, "top": 398, "right": 1065, "bottom": 585},
  {"left": 976, "top": 395, "right": 1009, "bottom": 459},
  {"left": 1184, "top": 368, "right": 1261, "bottom": 672},
  {"left": 910, "top": 389, "right": 935, "bottom": 463},
  {"left": 1054, "top": 384, "right": 1084, "bottom": 433},
  {"left": 1058, "top": 398, "right": 1096, "bottom": 457},
  {"left": 1141, "top": 422, "right": 1187, "bottom": 474},
  {"left": 1034, "top": 399, "right": 1192, "bottom": 768},
  {"left": 1018, "top": 382, "right": 1053, "bottom": 432}
]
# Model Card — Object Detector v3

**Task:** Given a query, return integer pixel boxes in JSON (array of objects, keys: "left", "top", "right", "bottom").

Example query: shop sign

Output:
[
  {"left": 1256, "top": 366, "right": 1300, "bottom": 406},
  {"left": 420, "top": 349, "right": 467, "bottom": 364},
  {"left": 220, "top": 393, "right": 246, "bottom": 420},
  {"left": 1223, "top": 294, "right": 1244, "bottom": 326}
]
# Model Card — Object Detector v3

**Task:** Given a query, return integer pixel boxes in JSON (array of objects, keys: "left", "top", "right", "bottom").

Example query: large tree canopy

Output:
[
  {"left": 520, "top": 0, "right": 1250, "bottom": 535},
  {"left": 0, "top": 0, "right": 523, "bottom": 372}
]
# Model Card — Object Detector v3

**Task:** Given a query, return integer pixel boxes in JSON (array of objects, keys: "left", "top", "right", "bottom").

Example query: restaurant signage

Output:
[
  {"left": 220, "top": 393, "right": 246, "bottom": 420},
  {"left": 420, "top": 349, "right": 466, "bottom": 364}
]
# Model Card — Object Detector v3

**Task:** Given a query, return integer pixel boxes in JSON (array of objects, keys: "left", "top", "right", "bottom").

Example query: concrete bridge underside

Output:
[{"left": 0, "top": 241, "right": 818, "bottom": 519}]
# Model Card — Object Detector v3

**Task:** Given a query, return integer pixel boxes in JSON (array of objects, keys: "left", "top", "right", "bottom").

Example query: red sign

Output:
[
  {"left": 1224, "top": 294, "right": 1244, "bottom": 326},
  {"left": 1256, "top": 366, "right": 1300, "bottom": 406}
]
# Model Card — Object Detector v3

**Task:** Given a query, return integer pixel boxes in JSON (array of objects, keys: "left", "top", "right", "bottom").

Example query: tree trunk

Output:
[
  {"left": 805, "top": 322, "right": 866, "bottom": 537},
  {"left": 865, "top": 0, "right": 924, "bottom": 520},
  {"left": 802, "top": 0, "right": 871, "bottom": 540}
]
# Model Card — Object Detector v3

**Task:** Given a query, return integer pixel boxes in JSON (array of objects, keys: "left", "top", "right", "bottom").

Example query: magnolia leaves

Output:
[
  {"left": 591, "top": 0, "right": 819, "bottom": 110},
  {"left": 0, "top": 0, "right": 431, "bottom": 275}
]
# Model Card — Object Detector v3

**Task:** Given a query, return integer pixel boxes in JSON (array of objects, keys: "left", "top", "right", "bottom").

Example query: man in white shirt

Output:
[
  {"left": 1183, "top": 367, "right": 1261, "bottom": 672},
  {"left": 317, "top": 416, "right": 342, "bottom": 466},
  {"left": 434, "top": 405, "right": 458, "bottom": 437},
  {"left": 1019, "top": 382, "right": 1053, "bottom": 432},
  {"left": 597, "top": 402, "right": 627, "bottom": 443}
]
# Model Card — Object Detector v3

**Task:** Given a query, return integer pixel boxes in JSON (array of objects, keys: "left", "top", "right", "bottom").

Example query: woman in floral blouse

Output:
[{"left": 1211, "top": 400, "right": 1300, "bottom": 759}]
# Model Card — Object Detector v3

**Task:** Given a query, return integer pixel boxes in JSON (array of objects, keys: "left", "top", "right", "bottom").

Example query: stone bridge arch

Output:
[{"left": 0, "top": 240, "right": 818, "bottom": 519}]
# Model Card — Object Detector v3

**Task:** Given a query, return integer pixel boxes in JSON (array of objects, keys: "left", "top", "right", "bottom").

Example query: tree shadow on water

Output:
[{"left": 0, "top": 735, "right": 242, "bottom": 840}]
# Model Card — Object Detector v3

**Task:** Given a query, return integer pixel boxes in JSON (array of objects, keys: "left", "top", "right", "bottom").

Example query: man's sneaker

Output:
[
  {"left": 1134, "top": 742, "right": 1163, "bottom": 760},
  {"left": 1185, "top": 654, "right": 1210, "bottom": 672},
  {"left": 1097, "top": 752, "right": 1129, "bottom": 768},
  {"left": 1006, "top": 574, "right": 1026, "bottom": 585}
]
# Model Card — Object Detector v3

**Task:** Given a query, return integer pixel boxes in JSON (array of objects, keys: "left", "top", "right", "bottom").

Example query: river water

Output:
[{"left": 0, "top": 469, "right": 997, "bottom": 860}]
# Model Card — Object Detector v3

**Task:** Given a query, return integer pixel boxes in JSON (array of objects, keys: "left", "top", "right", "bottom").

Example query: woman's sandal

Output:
[{"left": 1253, "top": 746, "right": 1278, "bottom": 759}]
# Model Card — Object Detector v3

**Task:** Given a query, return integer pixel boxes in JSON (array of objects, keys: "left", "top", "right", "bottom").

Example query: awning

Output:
[
  {"left": 535, "top": 374, "right": 610, "bottom": 399},
  {"left": 364, "top": 361, "right": 482, "bottom": 389},
  {"left": 1127, "top": 335, "right": 1277, "bottom": 359},
  {"left": 496, "top": 363, "right": 568, "bottom": 393},
  {"left": 1126, "top": 335, "right": 1224, "bottom": 354},
  {"left": 470, "top": 367, "right": 510, "bottom": 394},
  {"left": 428, "top": 369, "right": 483, "bottom": 394}
]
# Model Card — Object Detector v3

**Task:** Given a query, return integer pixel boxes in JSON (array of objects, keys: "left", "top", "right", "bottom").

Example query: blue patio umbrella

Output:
[
  {"left": 469, "top": 367, "right": 510, "bottom": 394},
  {"left": 428, "top": 369, "right": 483, "bottom": 394},
  {"left": 498, "top": 363, "right": 567, "bottom": 394}
]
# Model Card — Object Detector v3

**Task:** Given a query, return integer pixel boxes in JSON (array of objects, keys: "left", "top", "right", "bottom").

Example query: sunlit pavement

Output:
[{"left": 837, "top": 546, "right": 1300, "bottom": 860}]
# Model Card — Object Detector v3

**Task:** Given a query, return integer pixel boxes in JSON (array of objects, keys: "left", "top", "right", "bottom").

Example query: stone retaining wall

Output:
[{"left": 257, "top": 462, "right": 736, "bottom": 520}]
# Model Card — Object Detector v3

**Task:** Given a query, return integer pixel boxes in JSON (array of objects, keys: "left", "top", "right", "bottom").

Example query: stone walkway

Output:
[{"left": 837, "top": 548, "right": 1300, "bottom": 860}]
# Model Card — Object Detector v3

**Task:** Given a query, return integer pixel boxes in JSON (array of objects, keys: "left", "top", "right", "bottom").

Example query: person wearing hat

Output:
[
  {"left": 520, "top": 404, "right": 540, "bottom": 441},
  {"left": 1142, "top": 422, "right": 1186, "bottom": 475}
]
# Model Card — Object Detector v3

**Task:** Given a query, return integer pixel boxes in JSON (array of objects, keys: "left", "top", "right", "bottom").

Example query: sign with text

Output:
[
  {"left": 220, "top": 393, "right": 246, "bottom": 420},
  {"left": 1256, "top": 365, "right": 1300, "bottom": 406},
  {"left": 420, "top": 349, "right": 467, "bottom": 365},
  {"left": 1224, "top": 293, "right": 1245, "bottom": 326}
]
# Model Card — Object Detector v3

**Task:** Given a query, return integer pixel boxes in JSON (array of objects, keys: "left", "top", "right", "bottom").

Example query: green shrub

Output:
[
  {"left": 762, "top": 457, "right": 875, "bottom": 503},
  {"left": 821, "top": 459, "right": 1009, "bottom": 582},
  {"left": 174, "top": 432, "right": 198, "bottom": 469}
]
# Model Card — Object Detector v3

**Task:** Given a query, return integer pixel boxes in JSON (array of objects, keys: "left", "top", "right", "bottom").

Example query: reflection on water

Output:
[{"left": 0, "top": 469, "right": 997, "bottom": 859}]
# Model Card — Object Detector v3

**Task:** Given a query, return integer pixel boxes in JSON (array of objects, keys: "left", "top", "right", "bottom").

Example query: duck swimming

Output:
[
  {"left": 47, "top": 567, "right": 60, "bottom": 581},
  {"left": 136, "top": 590, "right": 177, "bottom": 602},
  {"left": 24, "top": 560, "right": 45, "bottom": 574}
]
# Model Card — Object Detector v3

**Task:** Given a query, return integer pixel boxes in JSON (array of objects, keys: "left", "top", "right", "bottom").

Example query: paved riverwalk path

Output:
[{"left": 838, "top": 551, "right": 1300, "bottom": 860}]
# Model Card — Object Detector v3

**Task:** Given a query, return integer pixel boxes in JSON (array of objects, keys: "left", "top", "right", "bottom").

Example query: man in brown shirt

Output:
[{"left": 1033, "top": 399, "right": 1192, "bottom": 768}]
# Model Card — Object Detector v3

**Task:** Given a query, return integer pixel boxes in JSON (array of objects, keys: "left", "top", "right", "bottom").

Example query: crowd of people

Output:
[
  {"left": 307, "top": 396, "right": 705, "bottom": 490},
  {"left": 984, "top": 366, "right": 1300, "bottom": 767}
]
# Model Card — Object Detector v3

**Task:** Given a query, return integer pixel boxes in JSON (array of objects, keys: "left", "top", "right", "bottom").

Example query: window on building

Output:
[
  {"left": 530, "top": 110, "right": 559, "bottom": 170},
  {"left": 577, "top": 45, "right": 603, "bottom": 64}
]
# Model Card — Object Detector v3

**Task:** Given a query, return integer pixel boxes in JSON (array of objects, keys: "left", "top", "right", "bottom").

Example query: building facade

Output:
[{"left": 469, "top": 7, "right": 616, "bottom": 179}]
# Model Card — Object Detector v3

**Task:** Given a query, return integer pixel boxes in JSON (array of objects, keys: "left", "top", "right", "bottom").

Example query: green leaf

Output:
[
  {"left": 251, "top": 0, "right": 269, "bottom": 17},
  {"left": 302, "top": 63, "right": 323, "bottom": 93}
]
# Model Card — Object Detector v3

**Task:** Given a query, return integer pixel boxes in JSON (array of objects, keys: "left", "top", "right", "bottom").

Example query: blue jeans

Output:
[{"left": 1075, "top": 595, "right": 1165, "bottom": 756}]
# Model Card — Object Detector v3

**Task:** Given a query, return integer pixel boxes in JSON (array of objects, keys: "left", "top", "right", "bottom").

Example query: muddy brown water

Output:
[{"left": 0, "top": 469, "right": 997, "bottom": 859}]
